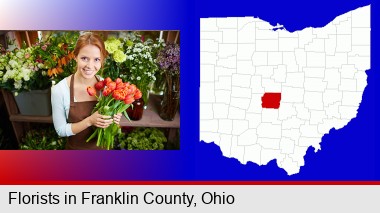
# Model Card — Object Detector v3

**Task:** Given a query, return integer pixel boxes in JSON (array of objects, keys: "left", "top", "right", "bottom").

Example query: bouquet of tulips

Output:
[{"left": 86, "top": 77, "right": 142, "bottom": 150}]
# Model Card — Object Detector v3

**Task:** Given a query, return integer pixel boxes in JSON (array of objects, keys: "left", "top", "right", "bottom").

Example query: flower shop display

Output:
[
  {"left": 86, "top": 77, "right": 142, "bottom": 150},
  {"left": 0, "top": 45, "right": 48, "bottom": 93},
  {"left": 156, "top": 43, "right": 180, "bottom": 121},
  {"left": 34, "top": 31, "right": 79, "bottom": 83},
  {"left": 1, "top": 31, "right": 180, "bottom": 149},
  {"left": 103, "top": 37, "right": 127, "bottom": 80},
  {"left": 0, "top": 32, "right": 78, "bottom": 94},
  {"left": 104, "top": 32, "right": 163, "bottom": 106},
  {"left": 20, "top": 126, "right": 67, "bottom": 150},
  {"left": 0, "top": 45, "right": 53, "bottom": 115},
  {"left": 118, "top": 127, "right": 167, "bottom": 150},
  {"left": 0, "top": 32, "right": 79, "bottom": 116}
]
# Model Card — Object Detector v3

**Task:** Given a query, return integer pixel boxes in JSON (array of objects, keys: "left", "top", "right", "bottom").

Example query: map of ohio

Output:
[{"left": 200, "top": 5, "right": 370, "bottom": 175}]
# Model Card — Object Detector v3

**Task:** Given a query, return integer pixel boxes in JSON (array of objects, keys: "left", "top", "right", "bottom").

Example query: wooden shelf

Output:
[
  {"left": 9, "top": 115, "right": 52, "bottom": 123},
  {"left": 2, "top": 89, "right": 180, "bottom": 144},
  {"left": 120, "top": 94, "right": 180, "bottom": 128},
  {"left": 120, "top": 108, "right": 179, "bottom": 128}
]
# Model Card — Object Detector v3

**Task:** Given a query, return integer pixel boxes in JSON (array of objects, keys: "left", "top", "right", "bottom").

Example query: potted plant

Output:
[
  {"left": 20, "top": 126, "right": 67, "bottom": 150},
  {"left": 0, "top": 31, "right": 79, "bottom": 116},
  {"left": 117, "top": 127, "right": 167, "bottom": 150},
  {"left": 102, "top": 32, "right": 164, "bottom": 121}
]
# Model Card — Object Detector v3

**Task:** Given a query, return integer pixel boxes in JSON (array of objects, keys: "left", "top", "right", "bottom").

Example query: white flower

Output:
[
  {"left": 14, "top": 80, "right": 22, "bottom": 89},
  {"left": 136, "top": 76, "right": 141, "bottom": 80},
  {"left": 133, "top": 48, "right": 141, "bottom": 53},
  {"left": 16, "top": 51, "right": 23, "bottom": 58},
  {"left": 8, "top": 60, "right": 18, "bottom": 68}
]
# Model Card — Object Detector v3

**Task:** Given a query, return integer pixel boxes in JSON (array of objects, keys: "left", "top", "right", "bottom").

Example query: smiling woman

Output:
[{"left": 51, "top": 32, "right": 122, "bottom": 150}]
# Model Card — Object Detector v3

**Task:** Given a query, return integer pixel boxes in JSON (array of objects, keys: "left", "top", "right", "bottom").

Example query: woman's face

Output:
[{"left": 75, "top": 44, "right": 102, "bottom": 79}]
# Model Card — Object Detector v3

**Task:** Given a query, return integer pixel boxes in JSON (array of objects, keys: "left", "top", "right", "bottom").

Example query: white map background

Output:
[{"left": 200, "top": 5, "right": 371, "bottom": 175}]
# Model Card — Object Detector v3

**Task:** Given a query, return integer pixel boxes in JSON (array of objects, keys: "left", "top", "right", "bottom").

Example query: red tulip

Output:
[
  {"left": 128, "top": 84, "right": 137, "bottom": 94},
  {"left": 102, "top": 88, "right": 113, "bottom": 96},
  {"left": 115, "top": 78, "right": 123, "bottom": 84},
  {"left": 94, "top": 81, "right": 105, "bottom": 90},
  {"left": 112, "top": 89, "right": 127, "bottom": 100},
  {"left": 87, "top": 86, "right": 96, "bottom": 96},
  {"left": 124, "top": 94, "right": 135, "bottom": 104},
  {"left": 107, "top": 82, "right": 116, "bottom": 91},
  {"left": 104, "top": 77, "right": 112, "bottom": 85},
  {"left": 116, "top": 82, "right": 126, "bottom": 90},
  {"left": 134, "top": 89, "right": 142, "bottom": 99}
]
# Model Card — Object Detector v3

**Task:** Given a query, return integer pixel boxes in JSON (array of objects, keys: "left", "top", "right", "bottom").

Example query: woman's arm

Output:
[{"left": 51, "top": 83, "right": 74, "bottom": 137}]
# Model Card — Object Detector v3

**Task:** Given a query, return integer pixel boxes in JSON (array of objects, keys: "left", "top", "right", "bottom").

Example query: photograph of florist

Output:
[{"left": 0, "top": 30, "right": 180, "bottom": 150}]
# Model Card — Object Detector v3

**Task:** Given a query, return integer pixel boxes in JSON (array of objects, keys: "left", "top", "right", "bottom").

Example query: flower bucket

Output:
[{"left": 14, "top": 89, "right": 51, "bottom": 116}]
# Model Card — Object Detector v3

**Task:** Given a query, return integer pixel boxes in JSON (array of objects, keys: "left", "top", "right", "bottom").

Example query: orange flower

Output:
[
  {"left": 87, "top": 86, "right": 96, "bottom": 96},
  {"left": 61, "top": 57, "right": 67, "bottom": 66},
  {"left": 115, "top": 78, "right": 123, "bottom": 84},
  {"left": 107, "top": 82, "right": 116, "bottom": 91},
  {"left": 124, "top": 94, "right": 135, "bottom": 104},
  {"left": 57, "top": 67, "right": 64, "bottom": 74},
  {"left": 116, "top": 82, "right": 126, "bottom": 90},
  {"left": 134, "top": 89, "right": 142, "bottom": 99},
  {"left": 48, "top": 68, "right": 58, "bottom": 77},
  {"left": 102, "top": 87, "right": 113, "bottom": 96},
  {"left": 112, "top": 89, "right": 127, "bottom": 101},
  {"left": 104, "top": 77, "right": 112, "bottom": 85},
  {"left": 128, "top": 84, "right": 137, "bottom": 94},
  {"left": 68, "top": 51, "right": 75, "bottom": 60}
]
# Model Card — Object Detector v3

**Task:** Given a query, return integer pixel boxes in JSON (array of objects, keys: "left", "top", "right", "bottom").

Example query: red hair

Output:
[{"left": 73, "top": 32, "right": 108, "bottom": 66}]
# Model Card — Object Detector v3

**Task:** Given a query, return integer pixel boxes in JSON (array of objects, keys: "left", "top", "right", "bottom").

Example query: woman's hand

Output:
[
  {"left": 87, "top": 111, "right": 113, "bottom": 129},
  {"left": 113, "top": 113, "right": 122, "bottom": 125}
]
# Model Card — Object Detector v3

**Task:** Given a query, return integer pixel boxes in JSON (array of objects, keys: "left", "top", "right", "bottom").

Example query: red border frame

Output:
[{"left": 1, "top": 181, "right": 380, "bottom": 185}]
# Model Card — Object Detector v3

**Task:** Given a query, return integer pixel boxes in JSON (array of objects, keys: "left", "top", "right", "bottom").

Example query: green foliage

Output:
[
  {"left": 0, "top": 31, "right": 79, "bottom": 93},
  {"left": 21, "top": 127, "right": 67, "bottom": 150},
  {"left": 118, "top": 127, "right": 167, "bottom": 150},
  {"left": 34, "top": 31, "right": 79, "bottom": 83}
]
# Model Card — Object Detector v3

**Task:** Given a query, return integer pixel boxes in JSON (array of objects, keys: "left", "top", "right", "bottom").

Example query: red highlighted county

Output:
[{"left": 261, "top": 93, "right": 281, "bottom": 109}]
